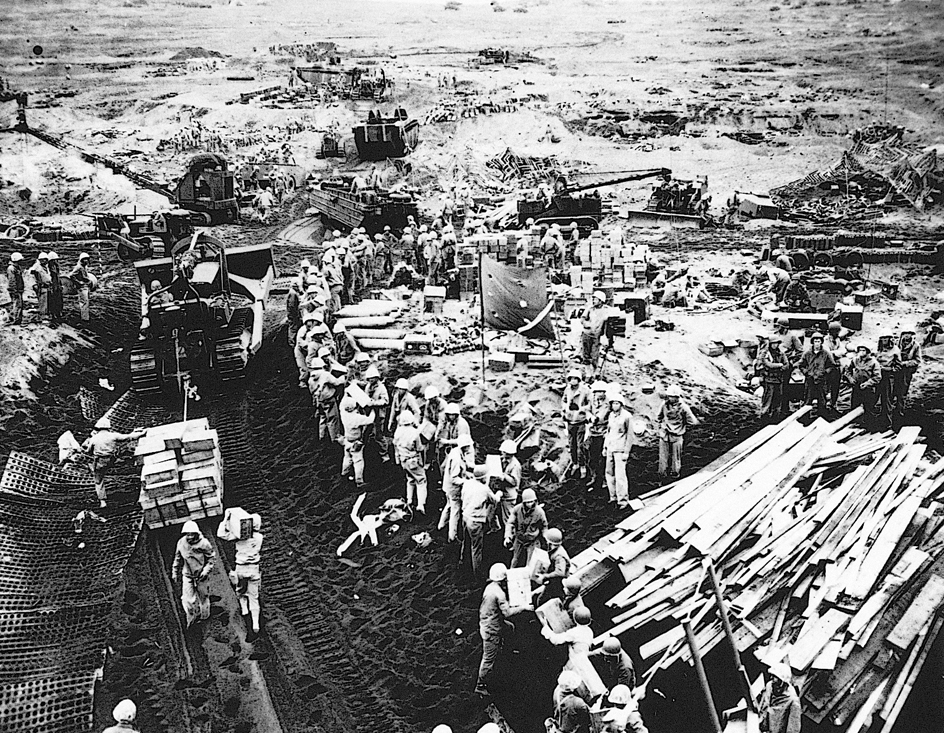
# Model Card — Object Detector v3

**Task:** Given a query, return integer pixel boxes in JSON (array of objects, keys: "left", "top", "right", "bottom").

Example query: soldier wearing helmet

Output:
[
  {"left": 394, "top": 410, "right": 427, "bottom": 514},
  {"left": 339, "top": 385, "right": 375, "bottom": 490},
  {"left": 363, "top": 364, "right": 391, "bottom": 459},
  {"left": 439, "top": 432, "right": 476, "bottom": 543},
  {"left": 542, "top": 605, "right": 594, "bottom": 666},
  {"left": 102, "top": 699, "right": 139, "bottom": 733},
  {"left": 590, "top": 636, "right": 636, "bottom": 693},
  {"left": 760, "top": 337, "right": 789, "bottom": 422},
  {"left": 504, "top": 487, "right": 547, "bottom": 568},
  {"left": 82, "top": 417, "right": 145, "bottom": 507},
  {"left": 476, "top": 563, "right": 528, "bottom": 696},
  {"left": 657, "top": 384, "right": 699, "bottom": 480},
  {"left": 562, "top": 369, "right": 592, "bottom": 480},
  {"left": 534, "top": 527, "right": 571, "bottom": 603},
  {"left": 386, "top": 378, "right": 420, "bottom": 435},
  {"left": 436, "top": 402, "right": 470, "bottom": 464},
  {"left": 172, "top": 520, "right": 216, "bottom": 628},
  {"left": 551, "top": 670, "right": 591, "bottom": 733},
  {"left": 493, "top": 439, "right": 522, "bottom": 527}
]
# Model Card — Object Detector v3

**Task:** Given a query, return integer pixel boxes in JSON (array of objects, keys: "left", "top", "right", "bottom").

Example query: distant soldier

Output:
[
  {"left": 69, "top": 252, "right": 93, "bottom": 322},
  {"left": 5, "top": 252, "right": 24, "bottom": 324},
  {"left": 895, "top": 331, "right": 922, "bottom": 416}
]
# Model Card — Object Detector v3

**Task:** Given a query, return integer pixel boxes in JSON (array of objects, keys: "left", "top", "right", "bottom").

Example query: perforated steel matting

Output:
[{"left": 0, "top": 450, "right": 143, "bottom": 733}]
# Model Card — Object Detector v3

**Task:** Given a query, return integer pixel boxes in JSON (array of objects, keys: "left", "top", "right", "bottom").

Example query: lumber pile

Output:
[
  {"left": 571, "top": 407, "right": 944, "bottom": 732},
  {"left": 135, "top": 418, "right": 224, "bottom": 529}
]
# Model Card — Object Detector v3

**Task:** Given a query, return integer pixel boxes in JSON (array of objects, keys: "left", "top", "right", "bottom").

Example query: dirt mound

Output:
[{"left": 169, "top": 47, "right": 226, "bottom": 62}]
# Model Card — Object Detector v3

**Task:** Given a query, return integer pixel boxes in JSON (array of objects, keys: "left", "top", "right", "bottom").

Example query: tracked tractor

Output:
[{"left": 130, "top": 232, "right": 275, "bottom": 393}]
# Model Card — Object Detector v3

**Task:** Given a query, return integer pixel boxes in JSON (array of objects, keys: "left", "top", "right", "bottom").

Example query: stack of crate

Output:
[{"left": 135, "top": 418, "right": 224, "bottom": 529}]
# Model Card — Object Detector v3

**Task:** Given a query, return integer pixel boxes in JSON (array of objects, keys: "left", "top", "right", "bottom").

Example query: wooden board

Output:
[{"left": 886, "top": 574, "right": 944, "bottom": 650}]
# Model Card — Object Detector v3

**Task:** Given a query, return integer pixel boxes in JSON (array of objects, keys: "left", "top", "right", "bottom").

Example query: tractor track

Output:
[{"left": 204, "top": 391, "right": 412, "bottom": 733}]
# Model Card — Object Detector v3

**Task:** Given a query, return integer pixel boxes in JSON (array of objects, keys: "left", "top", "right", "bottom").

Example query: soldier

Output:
[{"left": 5, "top": 252, "right": 24, "bottom": 324}]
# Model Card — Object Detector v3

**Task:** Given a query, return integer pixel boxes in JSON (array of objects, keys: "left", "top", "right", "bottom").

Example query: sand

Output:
[{"left": 3, "top": 0, "right": 944, "bottom": 731}]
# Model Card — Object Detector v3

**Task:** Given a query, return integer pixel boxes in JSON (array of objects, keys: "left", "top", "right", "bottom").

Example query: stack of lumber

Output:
[
  {"left": 135, "top": 418, "right": 223, "bottom": 529},
  {"left": 571, "top": 407, "right": 944, "bottom": 733}
]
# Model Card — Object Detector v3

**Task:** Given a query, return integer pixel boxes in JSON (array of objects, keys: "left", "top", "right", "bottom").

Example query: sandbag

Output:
[
  {"left": 348, "top": 328, "right": 406, "bottom": 340},
  {"left": 334, "top": 315, "right": 395, "bottom": 329},
  {"left": 358, "top": 338, "right": 405, "bottom": 351}
]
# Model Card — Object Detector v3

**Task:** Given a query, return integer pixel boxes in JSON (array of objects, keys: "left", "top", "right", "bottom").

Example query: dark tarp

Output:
[{"left": 479, "top": 254, "right": 555, "bottom": 340}]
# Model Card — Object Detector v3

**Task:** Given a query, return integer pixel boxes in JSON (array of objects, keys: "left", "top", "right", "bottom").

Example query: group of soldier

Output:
[
  {"left": 755, "top": 317, "right": 922, "bottom": 430},
  {"left": 5, "top": 249, "right": 94, "bottom": 325}
]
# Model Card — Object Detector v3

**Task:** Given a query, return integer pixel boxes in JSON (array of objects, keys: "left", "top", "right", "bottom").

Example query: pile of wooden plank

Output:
[
  {"left": 571, "top": 406, "right": 944, "bottom": 733},
  {"left": 135, "top": 418, "right": 223, "bottom": 529}
]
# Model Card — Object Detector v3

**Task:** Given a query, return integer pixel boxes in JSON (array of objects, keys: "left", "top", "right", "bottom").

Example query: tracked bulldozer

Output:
[{"left": 130, "top": 232, "right": 275, "bottom": 393}]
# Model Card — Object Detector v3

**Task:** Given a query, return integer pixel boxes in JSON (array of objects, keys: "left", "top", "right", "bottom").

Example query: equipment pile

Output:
[
  {"left": 572, "top": 406, "right": 944, "bottom": 732},
  {"left": 136, "top": 418, "right": 223, "bottom": 529}
]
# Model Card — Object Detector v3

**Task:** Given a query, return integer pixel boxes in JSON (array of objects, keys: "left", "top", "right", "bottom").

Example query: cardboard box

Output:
[
  {"left": 837, "top": 303, "right": 864, "bottom": 331},
  {"left": 423, "top": 285, "right": 446, "bottom": 314}
]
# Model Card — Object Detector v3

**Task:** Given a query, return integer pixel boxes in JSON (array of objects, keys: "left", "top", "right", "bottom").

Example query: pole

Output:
[
  {"left": 705, "top": 558, "right": 756, "bottom": 711},
  {"left": 478, "top": 251, "right": 486, "bottom": 385},
  {"left": 683, "top": 619, "right": 723, "bottom": 733}
]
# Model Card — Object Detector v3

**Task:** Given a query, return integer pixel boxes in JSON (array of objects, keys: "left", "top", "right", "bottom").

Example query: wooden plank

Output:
[
  {"left": 886, "top": 574, "right": 944, "bottom": 650},
  {"left": 847, "top": 494, "right": 923, "bottom": 600},
  {"left": 789, "top": 608, "right": 849, "bottom": 671}
]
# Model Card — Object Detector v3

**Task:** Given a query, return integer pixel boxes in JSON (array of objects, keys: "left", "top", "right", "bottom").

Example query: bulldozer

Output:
[
  {"left": 92, "top": 209, "right": 194, "bottom": 261},
  {"left": 129, "top": 232, "right": 275, "bottom": 393}
]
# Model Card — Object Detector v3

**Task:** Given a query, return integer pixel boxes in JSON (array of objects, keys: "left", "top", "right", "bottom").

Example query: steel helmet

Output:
[
  {"left": 488, "top": 563, "right": 508, "bottom": 582},
  {"left": 608, "top": 685, "right": 632, "bottom": 705},
  {"left": 432, "top": 727, "right": 453, "bottom": 733},
  {"left": 592, "top": 290, "right": 606, "bottom": 302},
  {"left": 330, "top": 362, "right": 348, "bottom": 374},
  {"left": 526, "top": 218, "right": 535, "bottom": 226},
  {"left": 310, "top": 324, "right": 329, "bottom": 335},
  {"left": 574, "top": 607, "right": 592, "bottom": 625},
  {"left": 181, "top": 520, "right": 200, "bottom": 535},
  {"left": 303, "top": 312, "right": 317, "bottom": 323},
  {"left": 112, "top": 700, "right": 137, "bottom": 723},
  {"left": 94, "top": 416, "right": 112, "bottom": 430},
  {"left": 557, "top": 670, "right": 582, "bottom": 693},
  {"left": 602, "top": 637, "right": 622, "bottom": 655},
  {"left": 10, "top": 252, "right": 23, "bottom": 262},
  {"left": 364, "top": 365, "right": 381, "bottom": 380},
  {"left": 37, "top": 252, "right": 48, "bottom": 260},
  {"left": 384, "top": 225, "right": 391, "bottom": 232},
  {"left": 308, "top": 357, "right": 325, "bottom": 371},
  {"left": 499, "top": 439, "right": 517, "bottom": 455},
  {"left": 768, "top": 661, "right": 792, "bottom": 684},
  {"left": 545, "top": 527, "right": 563, "bottom": 544},
  {"left": 570, "top": 221, "right": 578, "bottom": 228},
  {"left": 828, "top": 321, "right": 841, "bottom": 333},
  {"left": 424, "top": 385, "right": 441, "bottom": 399},
  {"left": 299, "top": 259, "right": 311, "bottom": 268},
  {"left": 810, "top": 333, "right": 824, "bottom": 342},
  {"left": 317, "top": 345, "right": 333, "bottom": 358},
  {"left": 399, "top": 410, "right": 417, "bottom": 426},
  {"left": 47, "top": 251, "right": 59, "bottom": 260},
  {"left": 251, "top": 513, "right": 262, "bottom": 531},
  {"left": 333, "top": 322, "right": 347, "bottom": 332},
  {"left": 332, "top": 230, "right": 341, "bottom": 238},
  {"left": 567, "top": 368, "right": 581, "bottom": 380},
  {"left": 607, "top": 390, "right": 626, "bottom": 406},
  {"left": 355, "top": 352, "right": 371, "bottom": 363},
  {"left": 562, "top": 576, "right": 582, "bottom": 592},
  {"left": 776, "top": 317, "right": 790, "bottom": 328},
  {"left": 375, "top": 233, "right": 383, "bottom": 240},
  {"left": 666, "top": 384, "right": 682, "bottom": 397},
  {"left": 521, "top": 488, "right": 537, "bottom": 503},
  {"left": 591, "top": 380, "right": 608, "bottom": 392},
  {"left": 79, "top": 252, "right": 90, "bottom": 261},
  {"left": 457, "top": 434, "right": 474, "bottom": 448},
  {"left": 445, "top": 403, "right": 461, "bottom": 415},
  {"left": 395, "top": 378, "right": 410, "bottom": 390},
  {"left": 478, "top": 725, "right": 501, "bottom": 733}
]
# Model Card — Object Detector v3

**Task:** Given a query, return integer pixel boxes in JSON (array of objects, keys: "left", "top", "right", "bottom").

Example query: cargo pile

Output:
[
  {"left": 572, "top": 407, "right": 944, "bottom": 731},
  {"left": 135, "top": 418, "right": 223, "bottom": 529}
]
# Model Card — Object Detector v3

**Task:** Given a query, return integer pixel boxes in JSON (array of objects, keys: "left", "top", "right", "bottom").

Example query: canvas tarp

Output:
[{"left": 479, "top": 254, "right": 555, "bottom": 340}]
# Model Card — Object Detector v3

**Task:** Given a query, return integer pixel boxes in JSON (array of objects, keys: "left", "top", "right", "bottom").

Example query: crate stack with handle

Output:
[{"left": 135, "top": 418, "right": 224, "bottom": 529}]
